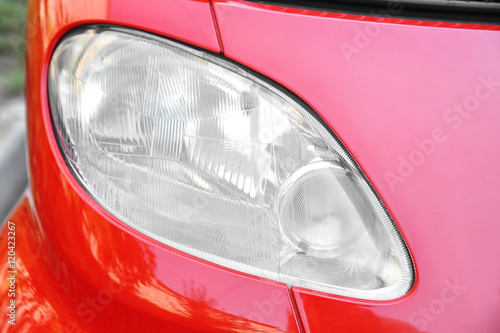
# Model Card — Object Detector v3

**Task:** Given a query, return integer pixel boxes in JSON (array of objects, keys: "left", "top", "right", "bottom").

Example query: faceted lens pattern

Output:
[{"left": 49, "top": 26, "right": 413, "bottom": 300}]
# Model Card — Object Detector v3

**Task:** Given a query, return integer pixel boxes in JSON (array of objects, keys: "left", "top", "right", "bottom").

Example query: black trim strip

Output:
[{"left": 246, "top": 0, "right": 500, "bottom": 25}]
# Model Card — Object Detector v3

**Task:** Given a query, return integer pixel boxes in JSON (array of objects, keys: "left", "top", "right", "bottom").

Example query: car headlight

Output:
[{"left": 48, "top": 25, "right": 413, "bottom": 300}]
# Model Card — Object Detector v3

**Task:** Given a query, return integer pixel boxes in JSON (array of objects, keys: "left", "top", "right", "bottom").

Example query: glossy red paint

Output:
[
  {"left": 0, "top": 0, "right": 300, "bottom": 332},
  {"left": 24, "top": 0, "right": 220, "bottom": 53},
  {"left": 0, "top": 197, "right": 299, "bottom": 332},
  {"left": 211, "top": 1, "right": 500, "bottom": 332},
  {"left": 109, "top": 0, "right": 221, "bottom": 52}
]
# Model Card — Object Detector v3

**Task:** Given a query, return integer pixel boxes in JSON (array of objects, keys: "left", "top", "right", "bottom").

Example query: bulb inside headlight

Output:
[
  {"left": 48, "top": 25, "right": 413, "bottom": 300},
  {"left": 279, "top": 162, "right": 379, "bottom": 257}
]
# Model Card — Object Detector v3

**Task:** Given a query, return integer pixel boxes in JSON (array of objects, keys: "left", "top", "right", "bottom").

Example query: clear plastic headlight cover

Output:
[{"left": 49, "top": 26, "right": 413, "bottom": 300}]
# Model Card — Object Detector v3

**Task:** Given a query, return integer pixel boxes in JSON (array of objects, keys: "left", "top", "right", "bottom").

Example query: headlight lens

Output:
[{"left": 49, "top": 26, "right": 413, "bottom": 300}]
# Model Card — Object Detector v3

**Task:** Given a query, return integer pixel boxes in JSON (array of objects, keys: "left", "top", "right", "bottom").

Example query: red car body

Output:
[{"left": 1, "top": 0, "right": 500, "bottom": 332}]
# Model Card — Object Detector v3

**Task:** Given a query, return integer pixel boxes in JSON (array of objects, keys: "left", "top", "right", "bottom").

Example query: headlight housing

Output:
[{"left": 49, "top": 26, "right": 413, "bottom": 300}]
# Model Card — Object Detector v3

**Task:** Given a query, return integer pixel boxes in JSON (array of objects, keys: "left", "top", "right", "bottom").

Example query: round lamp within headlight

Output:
[{"left": 279, "top": 161, "right": 378, "bottom": 259}]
